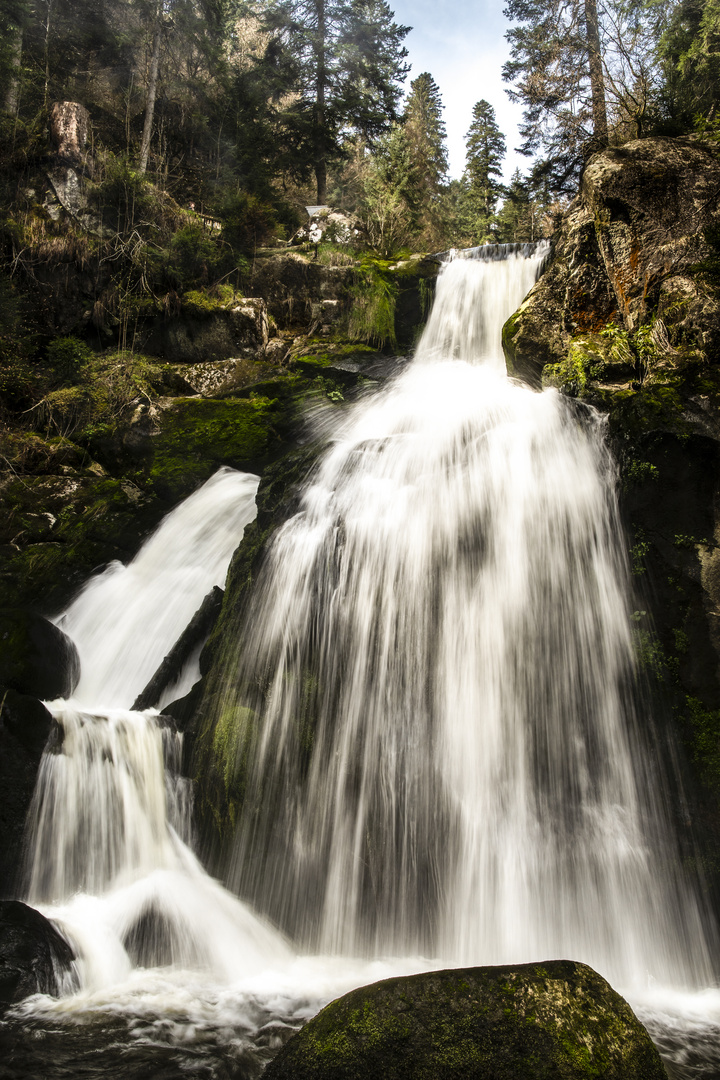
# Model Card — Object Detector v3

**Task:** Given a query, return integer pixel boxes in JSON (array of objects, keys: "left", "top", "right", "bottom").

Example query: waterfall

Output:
[
  {"left": 211, "top": 247, "right": 715, "bottom": 989},
  {"left": 22, "top": 467, "right": 293, "bottom": 998},
  {"left": 14, "top": 245, "right": 720, "bottom": 1077}
]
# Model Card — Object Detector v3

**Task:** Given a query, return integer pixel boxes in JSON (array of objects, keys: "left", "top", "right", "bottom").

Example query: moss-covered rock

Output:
[
  {"left": 148, "top": 393, "right": 294, "bottom": 499},
  {"left": 263, "top": 962, "right": 666, "bottom": 1080}
]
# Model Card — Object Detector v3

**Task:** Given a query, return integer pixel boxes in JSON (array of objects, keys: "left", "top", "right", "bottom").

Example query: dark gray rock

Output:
[
  {"left": 0, "top": 609, "right": 79, "bottom": 700},
  {"left": 0, "top": 689, "right": 55, "bottom": 896},
  {"left": 0, "top": 900, "right": 75, "bottom": 1010}
]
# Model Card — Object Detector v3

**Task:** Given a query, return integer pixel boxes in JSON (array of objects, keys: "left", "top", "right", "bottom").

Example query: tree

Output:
[
  {"left": 253, "top": 0, "right": 409, "bottom": 203},
  {"left": 503, "top": 0, "right": 601, "bottom": 193},
  {"left": 357, "top": 123, "right": 414, "bottom": 254},
  {"left": 463, "top": 99, "right": 506, "bottom": 242},
  {"left": 403, "top": 71, "right": 448, "bottom": 246},
  {"left": 661, "top": 0, "right": 720, "bottom": 127},
  {"left": 503, "top": 0, "right": 676, "bottom": 193},
  {"left": 495, "top": 168, "right": 542, "bottom": 241}
]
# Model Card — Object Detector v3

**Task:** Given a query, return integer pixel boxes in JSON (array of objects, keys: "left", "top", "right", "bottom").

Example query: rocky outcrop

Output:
[
  {"left": 143, "top": 298, "right": 269, "bottom": 364},
  {"left": 0, "top": 900, "right": 75, "bottom": 1009},
  {"left": 0, "top": 611, "right": 76, "bottom": 894},
  {"left": 504, "top": 136, "right": 720, "bottom": 388},
  {"left": 0, "top": 691, "right": 55, "bottom": 895},
  {"left": 263, "top": 961, "right": 666, "bottom": 1080}
]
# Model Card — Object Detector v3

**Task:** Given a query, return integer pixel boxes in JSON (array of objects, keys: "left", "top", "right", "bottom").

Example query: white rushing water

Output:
[
  {"left": 17, "top": 245, "right": 720, "bottom": 1077},
  {"left": 213, "top": 249, "right": 714, "bottom": 993},
  {"left": 57, "top": 466, "right": 260, "bottom": 709}
]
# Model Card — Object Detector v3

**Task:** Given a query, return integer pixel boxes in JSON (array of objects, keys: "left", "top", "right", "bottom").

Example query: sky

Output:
[{"left": 389, "top": 0, "right": 527, "bottom": 183}]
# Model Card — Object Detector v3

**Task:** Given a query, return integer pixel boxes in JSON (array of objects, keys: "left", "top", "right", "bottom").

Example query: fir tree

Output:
[
  {"left": 254, "top": 0, "right": 409, "bottom": 203},
  {"left": 403, "top": 71, "right": 448, "bottom": 246},
  {"left": 463, "top": 99, "right": 506, "bottom": 242}
]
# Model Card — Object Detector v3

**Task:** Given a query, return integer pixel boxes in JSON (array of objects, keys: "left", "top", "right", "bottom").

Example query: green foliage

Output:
[
  {"left": 544, "top": 340, "right": 605, "bottom": 393},
  {"left": 686, "top": 696, "right": 720, "bottom": 793},
  {"left": 162, "top": 225, "right": 228, "bottom": 289},
  {"left": 219, "top": 191, "right": 283, "bottom": 254},
  {"left": 630, "top": 528, "right": 650, "bottom": 575},
  {"left": 348, "top": 265, "right": 397, "bottom": 347},
  {"left": 661, "top": 0, "right": 720, "bottom": 128},
  {"left": 622, "top": 458, "right": 659, "bottom": 488},
  {"left": 356, "top": 124, "right": 415, "bottom": 255},
  {"left": 250, "top": 0, "right": 410, "bottom": 200},
  {"left": 462, "top": 99, "right": 506, "bottom": 243},
  {"left": 402, "top": 72, "right": 449, "bottom": 247},
  {"left": 45, "top": 336, "right": 95, "bottom": 383}
]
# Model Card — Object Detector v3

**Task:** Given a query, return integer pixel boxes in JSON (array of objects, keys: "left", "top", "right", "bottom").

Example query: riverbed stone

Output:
[{"left": 263, "top": 961, "right": 666, "bottom": 1080}]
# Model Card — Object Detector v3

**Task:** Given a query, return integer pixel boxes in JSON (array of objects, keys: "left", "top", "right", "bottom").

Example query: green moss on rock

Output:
[
  {"left": 150, "top": 396, "right": 283, "bottom": 496},
  {"left": 263, "top": 961, "right": 666, "bottom": 1080}
]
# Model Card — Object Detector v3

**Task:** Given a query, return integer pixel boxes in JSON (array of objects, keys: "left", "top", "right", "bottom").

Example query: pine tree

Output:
[
  {"left": 463, "top": 99, "right": 505, "bottom": 242},
  {"left": 253, "top": 0, "right": 409, "bottom": 203},
  {"left": 403, "top": 71, "right": 448, "bottom": 246}
]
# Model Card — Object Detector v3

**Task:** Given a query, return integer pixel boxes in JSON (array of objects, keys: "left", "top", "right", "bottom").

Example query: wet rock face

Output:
[
  {"left": 0, "top": 900, "right": 74, "bottom": 1010},
  {"left": 0, "top": 609, "right": 79, "bottom": 700},
  {"left": 504, "top": 136, "right": 720, "bottom": 388},
  {"left": 263, "top": 961, "right": 666, "bottom": 1080},
  {"left": 144, "top": 298, "right": 269, "bottom": 364}
]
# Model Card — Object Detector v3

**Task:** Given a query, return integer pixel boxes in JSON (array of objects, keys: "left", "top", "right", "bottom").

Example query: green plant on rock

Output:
[
  {"left": 46, "top": 336, "right": 95, "bottom": 384},
  {"left": 686, "top": 697, "right": 720, "bottom": 795},
  {"left": 348, "top": 267, "right": 397, "bottom": 349},
  {"left": 544, "top": 340, "right": 604, "bottom": 394}
]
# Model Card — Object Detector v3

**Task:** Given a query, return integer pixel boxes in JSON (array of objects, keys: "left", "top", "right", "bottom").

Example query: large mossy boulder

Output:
[
  {"left": 264, "top": 961, "right": 666, "bottom": 1080},
  {"left": 0, "top": 900, "right": 74, "bottom": 1010},
  {"left": 0, "top": 609, "right": 79, "bottom": 700},
  {"left": 503, "top": 136, "right": 720, "bottom": 389}
]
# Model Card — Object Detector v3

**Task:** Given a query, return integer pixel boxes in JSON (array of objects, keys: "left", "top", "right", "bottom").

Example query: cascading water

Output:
[
  {"left": 57, "top": 466, "right": 261, "bottom": 708},
  {"left": 214, "top": 251, "right": 714, "bottom": 991},
  {"left": 10, "top": 244, "right": 720, "bottom": 1079}
]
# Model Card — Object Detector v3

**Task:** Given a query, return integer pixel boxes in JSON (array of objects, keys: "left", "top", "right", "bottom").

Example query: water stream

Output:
[{"left": 5, "top": 245, "right": 720, "bottom": 1078}]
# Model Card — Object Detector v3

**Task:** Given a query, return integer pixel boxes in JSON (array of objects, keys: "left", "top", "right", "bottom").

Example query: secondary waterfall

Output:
[
  {"left": 211, "top": 247, "right": 715, "bottom": 988},
  {"left": 14, "top": 243, "right": 720, "bottom": 1078}
]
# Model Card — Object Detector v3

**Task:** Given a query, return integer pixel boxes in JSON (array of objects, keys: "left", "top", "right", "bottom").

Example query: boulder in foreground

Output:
[
  {"left": 263, "top": 960, "right": 666, "bottom": 1080},
  {"left": 0, "top": 900, "right": 75, "bottom": 1011}
]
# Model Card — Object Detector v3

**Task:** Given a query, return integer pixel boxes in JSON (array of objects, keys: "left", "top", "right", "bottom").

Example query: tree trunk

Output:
[
  {"left": 4, "top": 24, "right": 22, "bottom": 117},
  {"left": 139, "top": 2, "right": 163, "bottom": 174},
  {"left": 584, "top": 0, "right": 608, "bottom": 145},
  {"left": 313, "top": 0, "right": 327, "bottom": 204}
]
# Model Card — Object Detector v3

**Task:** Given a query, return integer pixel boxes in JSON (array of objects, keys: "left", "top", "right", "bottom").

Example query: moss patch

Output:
[{"left": 149, "top": 396, "right": 284, "bottom": 497}]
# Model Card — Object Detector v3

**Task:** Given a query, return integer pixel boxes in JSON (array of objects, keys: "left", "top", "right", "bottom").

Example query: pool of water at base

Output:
[{"left": 2, "top": 969, "right": 720, "bottom": 1080}]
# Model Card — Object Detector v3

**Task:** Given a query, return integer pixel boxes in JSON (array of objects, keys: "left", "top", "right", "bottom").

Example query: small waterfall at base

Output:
[{"left": 12, "top": 245, "right": 720, "bottom": 1078}]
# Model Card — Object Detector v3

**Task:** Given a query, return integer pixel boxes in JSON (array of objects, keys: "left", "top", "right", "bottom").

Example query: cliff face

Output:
[
  {"left": 504, "top": 136, "right": 720, "bottom": 389},
  {"left": 503, "top": 135, "right": 720, "bottom": 902}
]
